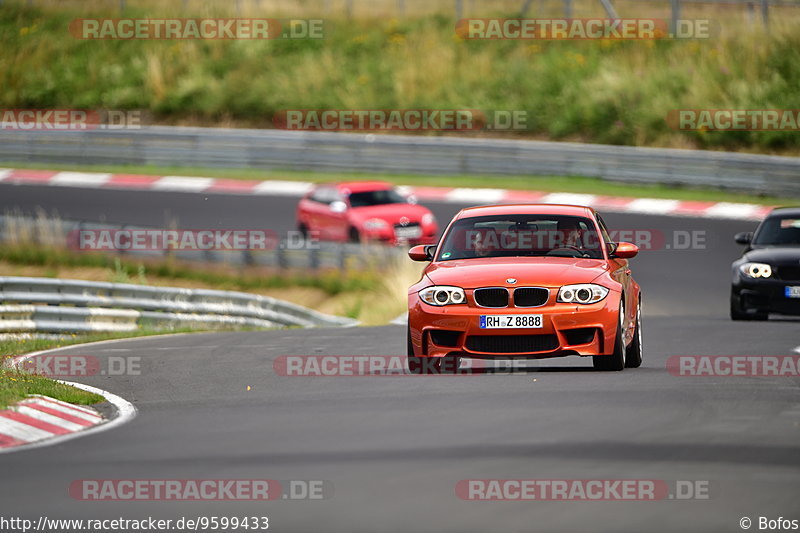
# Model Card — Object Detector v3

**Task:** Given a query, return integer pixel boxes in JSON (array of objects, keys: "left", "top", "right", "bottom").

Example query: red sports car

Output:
[
  {"left": 406, "top": 204, "right": 642, "bottom": 372},
  {"left": 296, "top": 181, "right": 438, "bottom": 245}
]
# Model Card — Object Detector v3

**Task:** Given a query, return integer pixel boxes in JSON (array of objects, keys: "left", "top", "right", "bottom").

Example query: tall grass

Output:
[{"left": 1, "top": 1, "right": 799, "bottom": 152}]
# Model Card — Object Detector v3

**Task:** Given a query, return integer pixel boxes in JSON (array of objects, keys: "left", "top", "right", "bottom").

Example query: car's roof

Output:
[
  {"left": 455, "top": 204, "right": 595, "bottom": 219},
  {"left": 331, "top": 181, "right": 393, "bottom": 193},
  {"left": 767, "top": 206, "right": 800, "bottom": 217}
]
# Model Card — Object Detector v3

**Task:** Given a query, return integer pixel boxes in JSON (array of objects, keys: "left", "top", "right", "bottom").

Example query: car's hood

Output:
[
  {"left": 424, "top": 257, "right": 609, "bottom": 289},
  {"left": 349, "top": 204, "right": 432, "bottom": 225},
  {"left": 744, "top": 246, "right": 800, "bottom": 265}
]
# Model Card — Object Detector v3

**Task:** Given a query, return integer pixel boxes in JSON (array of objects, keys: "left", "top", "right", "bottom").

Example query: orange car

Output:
[{"left": 406, "top": 204, "right": 642, "bottom": 372}]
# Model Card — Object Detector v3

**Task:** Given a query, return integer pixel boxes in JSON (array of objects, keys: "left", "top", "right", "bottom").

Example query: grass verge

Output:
[
  {"left": 2, "top": 3, "right": 800, "bottom": 153},
  {"left": 2, "top": 161, "right": 795, "bottom": 205}
]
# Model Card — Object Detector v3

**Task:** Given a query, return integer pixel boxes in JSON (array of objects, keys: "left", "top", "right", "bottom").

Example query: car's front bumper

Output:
[
  {"left": 732, "top": 276, "right": 800, "bottom": 316},
  {"left": 408, "top": 294, "right": 621, "bottom": 359}
]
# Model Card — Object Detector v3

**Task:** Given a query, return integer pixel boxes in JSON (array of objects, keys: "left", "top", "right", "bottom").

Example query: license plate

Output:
[
  {"left": 786, "top": 286, "right": 800, "bottom": 298},
  {"left": 480, "top": 314, "right": 543, "bottom": 329},
  {"left": 395, "top": 226, "right": 422, "bottom": 239}
]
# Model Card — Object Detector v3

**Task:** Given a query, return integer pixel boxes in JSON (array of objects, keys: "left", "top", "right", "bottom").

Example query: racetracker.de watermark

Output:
[
  {"left": 274, "top": 355, "right": 492, "bottom": 376},
  {"left": 69, "top": 18, "right": 324, "bottom": 39},
  {"left": 456, "top": 479, "right": 710, "bottom": 500},
  {"left": 667, "top": 355, "right": 800, "bottom": 377},
  {"left": 456, "top": 18, "right": 715, "bottom": 39},
  {"left": 0, "top": 109, "right": 141, "bottom": 130},
  {"left": 69, "top": 479, "right": 332, "bottom": 501},
  {"left": 13, "top": 354, "right": 141, "bottom": 377},
  {"left": 69, "top": 229, "right": 284, "bottom": 252},
  {"left": 667, "top": 109, "right": 800, "bottom": 131},
  {"left": 273, "top": 109, "right": 528, "bottom": 131}
]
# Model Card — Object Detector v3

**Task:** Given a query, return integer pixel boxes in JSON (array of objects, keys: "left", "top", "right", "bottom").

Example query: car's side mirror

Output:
[
  {"left": 409, "top": 244, "right": 434, "bottom": 261},
  {"left": 330, "top": 200, "right": 347, "bottom": 214},
  {"left": 612, "top": 242, "right": 639, "bottom": 259},
  {"left": 735, "top": 232, "right": 753, "bottom": 245}
]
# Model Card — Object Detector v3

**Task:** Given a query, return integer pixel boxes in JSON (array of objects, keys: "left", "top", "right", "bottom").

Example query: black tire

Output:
[
  {"left": 298, "top": 223, "right": 309, "bottom": 239},
  {"left": 593, "top": 298, "right": 626, "bottom": 371},
  {"left": 348, "top": 227, "right": 361, "bottom": 244},
  {"left": 730, "top": 292, "right": 768, "bottom": 321},
  {"left": 625, "top": 298, "right": 643, "bottom": 368}
]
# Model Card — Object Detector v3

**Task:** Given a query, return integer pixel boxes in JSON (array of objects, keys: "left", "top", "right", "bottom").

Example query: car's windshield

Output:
[
  {"left": 348, "top": 189, "right": 407, "bottom": 208},
  {"left": 436, "top": 214, "right": 604, "bottom": 260},
  {"left": 752, "top": 216, "right": 800, "bottom": 246}
]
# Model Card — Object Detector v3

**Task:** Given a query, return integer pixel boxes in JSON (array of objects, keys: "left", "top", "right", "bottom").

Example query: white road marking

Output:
[
  {"left": 51, "top": 172, "right": 112, "bottom": 187},
  {"left": 541, "top": 193, "right": 597, "bottom": 206},
  {"left": 625, "top": 198, "right": 680, "bottom": 214},
  {"left": 252, "top": 180, "right": 313, "bottom": 196},
  {"left": 152, "top": 176, "right": 215, "bottom": 192},
  {"left": 0, "top": 169, "right": 13, "bottom": 182},
  {"left": 704, "top": 202, "right": 761, "bottom": 220},
  {"left": 445, "top": 188, "right": 507, "bottom": 204}
]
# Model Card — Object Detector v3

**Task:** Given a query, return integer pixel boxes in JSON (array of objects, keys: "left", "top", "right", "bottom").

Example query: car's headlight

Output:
[
  {"left": 363, "top": 218, "right": 389, "bottom": 230},
  {"left": 419, "top": 286, "right": 466, "bottom": 306},
  {"left": 422, "top": 213, "right": 436, "bottom": 226},
  {"left": 740, "top": 262, "right": 772, "bottom": 278},
  {"left": 557, "top": 283, "right": 609, "bottom": 304}
]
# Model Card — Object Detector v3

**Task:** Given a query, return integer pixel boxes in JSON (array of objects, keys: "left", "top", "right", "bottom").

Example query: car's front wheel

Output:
[
  {"left": 730, "top": 291, "right": 768, "bottom": 321},
  {"left": 625, "top": 298, "right": 643, "bottom": 368},
  {"left": 593, "top": 299, "right": 626, "bottom": 371}
]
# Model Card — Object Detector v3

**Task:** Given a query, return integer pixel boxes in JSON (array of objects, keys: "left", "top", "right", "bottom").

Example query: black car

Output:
[{"left": 731, "top": 207, "right": 800, "bottom": 320}]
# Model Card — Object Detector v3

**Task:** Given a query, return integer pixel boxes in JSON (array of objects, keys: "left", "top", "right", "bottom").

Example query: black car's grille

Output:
[
  {"left": 514, "top": 288, "right": 549, "bottom": 307},
  {"left": 465, "top": 334, "right": 559, "bottom": 354},
  {"left": 473, "top": 288, "right": 509, "bottom": 308},
  {"left": 563, "top": 328, "right": 598, "bottom": 346},
  {"left": 776, "top": 265, "right": 800, "bottom": 282},
  {"left": 428, "top": 330, "right": 461, "bottom": 348}
]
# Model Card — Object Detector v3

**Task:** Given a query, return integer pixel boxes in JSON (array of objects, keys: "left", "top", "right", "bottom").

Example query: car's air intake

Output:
[{"left": 465, "top": 334, "right": 559, "bottom": 354}]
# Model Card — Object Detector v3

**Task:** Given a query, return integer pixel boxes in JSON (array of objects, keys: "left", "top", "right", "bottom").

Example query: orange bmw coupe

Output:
[{"left": 407, "top": 204, "right": 642, "bottom": 372}]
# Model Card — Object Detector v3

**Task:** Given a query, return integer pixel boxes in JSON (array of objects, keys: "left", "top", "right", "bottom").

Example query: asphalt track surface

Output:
[{"left": 0, "top": 182, "right": 799, "bottom": 533}]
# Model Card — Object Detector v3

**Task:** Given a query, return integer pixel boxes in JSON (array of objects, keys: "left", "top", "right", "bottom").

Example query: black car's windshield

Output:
[
  {"left": 437, "top": 214, "right": 604, "bottom": 260},
  {"left": 752, "top": 216, "right": 800, "bottom": 246},
  {"left": 348, "top": 189, "right": 407, "bottom": 208}
]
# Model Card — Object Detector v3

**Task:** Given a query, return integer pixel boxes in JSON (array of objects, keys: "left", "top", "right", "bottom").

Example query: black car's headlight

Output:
[
  {"left": 419, "top": 286, "right": 466, "bottom": 306},
  {"left": 740, "top": 262, "right": 772, "bottom": 279},
  {"left": 557, "top": 284, "right": 609, "bottom": 304}
]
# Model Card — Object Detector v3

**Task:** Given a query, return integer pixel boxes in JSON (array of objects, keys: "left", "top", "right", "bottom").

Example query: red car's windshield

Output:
[
  {"left": 437, "top": 214, "right": 604, "bottom": 260},
  {"left": 348, "top": 189, "right": 407, "bottom": 208}
]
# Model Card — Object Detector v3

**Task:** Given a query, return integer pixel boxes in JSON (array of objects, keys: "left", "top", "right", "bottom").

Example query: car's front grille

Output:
[
  {"left": 776, "top": 265, "right": 800, "bottom": 282},
  {"left": 514, "top": 288, "right": 549, "bottom": 307},
  {"left": 473, "top": 288, "right": 509, "bottom": 308},
  {"left": 428, "top": 329, "right": 461, "bottom": 348},
  {"left": 465, "top": 334, "right": 559, "bottom": 354}
]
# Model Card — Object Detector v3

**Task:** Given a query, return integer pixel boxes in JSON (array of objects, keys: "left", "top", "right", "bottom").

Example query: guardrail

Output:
[
  {"left": 0, "top": 277, "right": 358, "bottom": 333},
  {"left": 1, "top": 126, "right": 798, "bottom": 196},
  {"left": 0, "top": 214, "right": 405, "bottom": 272}
]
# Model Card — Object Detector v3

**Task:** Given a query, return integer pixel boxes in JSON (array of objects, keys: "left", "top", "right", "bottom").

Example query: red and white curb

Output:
[
  {"left": 0, "top": 168, "right": 776, "bottom": 221},
  {"left": 0, "top": 345, "right": 138, "bottom": 453},
  {"left": 0, "top": 395, "right": 103, "bottom": 449}
]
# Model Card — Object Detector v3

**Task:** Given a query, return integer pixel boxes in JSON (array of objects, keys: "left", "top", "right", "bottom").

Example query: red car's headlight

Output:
[
  {"left": 557, "top": 284, "right": 609, "bottom": 304},
  {"left": 363, "top": 218, "right": 389, "bottom": 230},
  {"left": 419, "top": 286, "right": 466, "bottom": 306}
]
